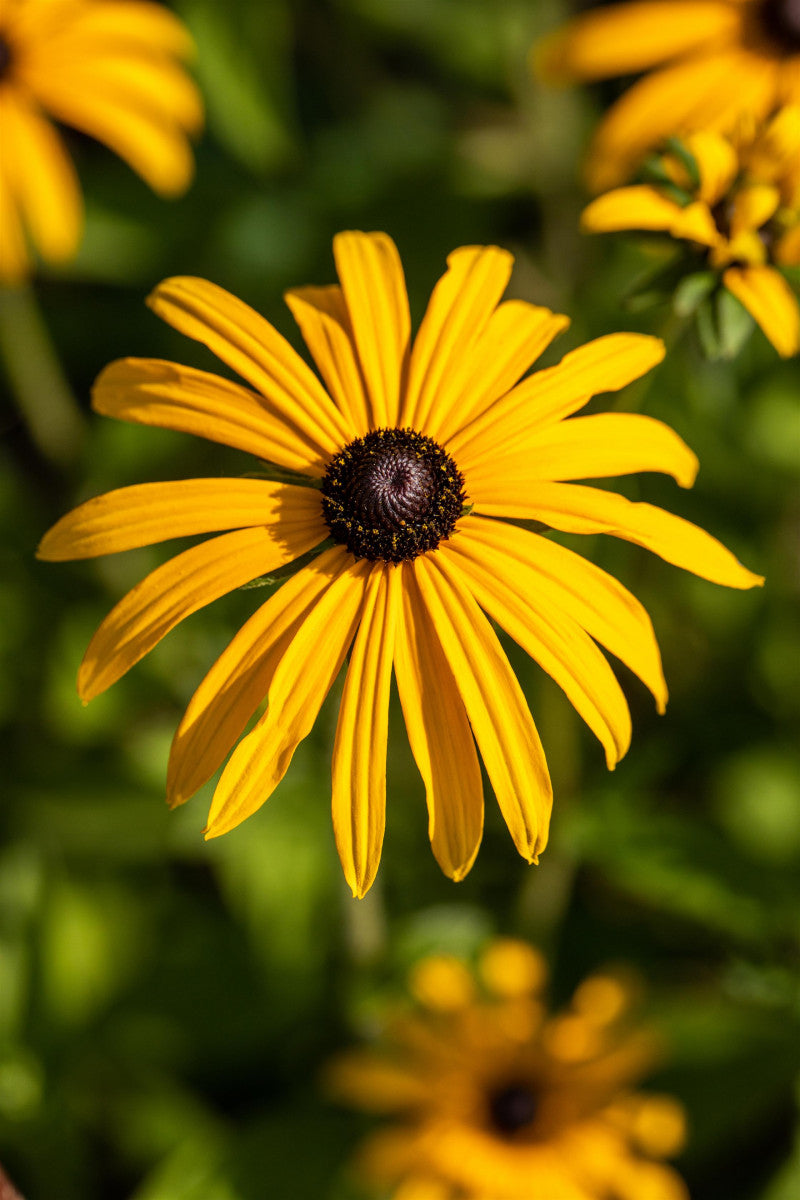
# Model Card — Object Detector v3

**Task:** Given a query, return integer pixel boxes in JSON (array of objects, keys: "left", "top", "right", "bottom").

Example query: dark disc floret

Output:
[
  {"left": 760, "top": 0, "right": 800, "bottom": 50},
  {"left": 321, "top": 427, "right": 466, "bottom": 563},
  {"left": 488, "top": 1082, "right": 539, "bottom": 1136}
]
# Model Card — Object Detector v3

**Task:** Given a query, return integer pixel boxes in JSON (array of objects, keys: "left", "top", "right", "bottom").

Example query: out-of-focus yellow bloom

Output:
[
  {"left": 328, "top": 940, "right": 689, "bottom": 1200},
  {"left": 536, "top": 0, "right": 800, "bottom": 192},
  {"left": 37, "top": 233, "right": 763, "bottom": 897},
  {"left": 0, "top": 0, "right": 202, "bottom": 283},
  {"left": 582, "top": 110, "right": 800, "bottom": 356}
]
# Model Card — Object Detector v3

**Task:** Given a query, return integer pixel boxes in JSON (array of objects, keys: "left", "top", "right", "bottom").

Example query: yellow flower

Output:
[
  {"left": 37, "top": 232, "right": 762, "bottom": 897},
  {"left": 581, "top": 111, "right": 800, "bottom": 356},
  {"left": 0, "top": 0, "right": 202, "bottom": 283},
  {"left": 537, "top": 0, "right": 800, "bottom": 192},
  {"left": 328, "top": 940, "right": 690, "bottom": 1200}
]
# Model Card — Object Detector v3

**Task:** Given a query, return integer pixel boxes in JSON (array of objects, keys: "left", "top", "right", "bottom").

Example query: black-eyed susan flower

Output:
[
  {"left": 0, "top": 0, "right": 202, "bottom": 283},
  {"left": 582, "top": 110, "right": 800, "bottom": 356},
  {"left": 537, "top": 0, "right": 800, "bottom": 192},
  {"left": 37, "top": 232, "right": 762, "bottom": 897},
  {"left": 328, "top": 940, "right": 689, "bottom": 1200}
]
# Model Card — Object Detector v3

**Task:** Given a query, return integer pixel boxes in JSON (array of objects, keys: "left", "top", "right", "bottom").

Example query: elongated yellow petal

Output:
[
  {"left": 581, "top": 186, "right": 684, "bottom": 234},
  {"left": 723, "top": 265, "right": 800, "bottom": 357},
  {"left": 465, "top": 414, "right": 698, "bottom": 495},
  {"left": 332, "top": 565, "right": 399, "bottom": 899},
  {"left": 394, "top": 566, "right": 483, "bottom": 881},
  {"left": 536, "top": 2, "right": 739, "bottom": 83},
  {"left": 0, "top": 142, "right": 29, "bottom": 284},
  {"left": 79, "top": 523, "right": 324, "bottom": 702},
  {"left": 92, "top": 358, "right": 327, "bottom": 476},
  {"left": 474, "top": 481, "right": 764, "bottom": 589},
  {"left": 37, "top": 479, "right": 324, "bottom": 560},
  {"left": 433, "top": 301, "right": 570, "bottom": 445},
  {"left": 400, "top": 245, "right": 513, "bottom": 431},
  {"left": 324, "top": 1052, "right": 429, "bottom": 1111},
  {"left": 25, "top": 0, "right": 197, "bottom": 57},
  {"left": 204, "top": 560, "right": 370, "bottom": 838},
  {"left": 461, "top": 516, "right": 667, "bottom": 711},
  {"left": 585, "top": 50, "right": 775, "bottom": 193},
  {"left": 728, "top": 185, "right": 781, "bottom": 237},
  {"left": 685, "top": 131, "right": 738, "bottom": 206},
  {"left": 775, "top": 224, "right": 800, "bottom": 268},
  {"left": 147, "top": 277, "right": 352, "bottom": 452},
  {"left": 441, "top": 537, "right": 631, "bottom": 769},
  {"left": 669, "top": 200, "right": 720, "bottom": 247},
  {"left": 284, "top": 285, "right": 369, "bottom": 437},
  {"left": 0, "top": 90, "right": 82, "bottom": 264},
  {"left": 168, "top": 547, "right": 351, "bottom": 806},
  {"left": 333, "top": 231, "right": 410, "bottom": 428},
  {"left": 28, "top": 53, "right": 203, "bottom": 136},
  {"left": 451, "top": 335, "right": 665, "bottom": 468},
  {"left": 29, "top": 70, "right": 196, "bottom": 196},
  {"left": 414, "top": 555, "right": 552, "bottom": 864}
]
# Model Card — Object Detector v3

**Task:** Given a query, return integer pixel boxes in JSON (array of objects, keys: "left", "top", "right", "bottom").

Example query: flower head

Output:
[
  {"left": 0, "top": 0, "right": 202, "bottom": 283},
  {"left": 328, "top": 940, "right": 689, "bottom": 1200},
  {"left": 38, "top": 232, "right": 762, "bottom": 897},
  {"left": 537, "top": 0, "right": 800, "bottom": 192},
  {"left": 581, "top": 110, "right": 800, "bottom": 356}
]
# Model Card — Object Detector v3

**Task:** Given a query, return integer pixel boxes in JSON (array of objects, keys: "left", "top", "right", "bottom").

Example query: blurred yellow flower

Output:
[
  {"left": 0, "top": 0, "right": 202, "bottom": 283},
  {"left": 38, "top": 232, "right": 762, "bottom": 896},
  {"left": 537, "top": 0, "right": 800, "bottom": 192},
  {"left": 328, "top": 940, "right": 689, "bottom": 1200},
  {"left": 582, "top": 110, "right": 800, "bottom": 356}
]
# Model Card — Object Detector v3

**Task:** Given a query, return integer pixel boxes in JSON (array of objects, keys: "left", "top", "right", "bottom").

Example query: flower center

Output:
[
  {"left": 760, "top": 0, "right": 800, "bottom": 49},
  {"left": 0, "top": 35, "right": 13, "bottom": 81},
  {"left": 321, "top": 428, "right": 466, "bottom": 562},
  {"left": 488, "top": 1082, "right": 539, "bottom": 1136}
]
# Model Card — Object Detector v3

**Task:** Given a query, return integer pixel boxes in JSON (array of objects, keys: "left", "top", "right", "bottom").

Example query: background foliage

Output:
[{"left": 1, "top": 2, "right": 799, "bottom": 1197}]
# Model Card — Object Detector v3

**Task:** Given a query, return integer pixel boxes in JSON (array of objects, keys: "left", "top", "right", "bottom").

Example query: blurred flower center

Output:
[
  {"left": 0, "top": 34, "right": 13, "bottom": 80},
  {"left": 487, "top": 1081, "right": 539, "bottom": 1136},
  {"left": 321, "top": 428, "right": 465, "bottom": 562},
  {"left": 760, "top": 0, "right": 800, "bottom": 48}
]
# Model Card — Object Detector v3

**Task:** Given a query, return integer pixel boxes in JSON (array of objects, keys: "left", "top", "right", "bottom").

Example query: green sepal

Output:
[
  {"left": 673, "top": 271, "right": 718, "bottom": 317},
  {"left": 695, "top": 286, "right": 755, "bottom": 360}
]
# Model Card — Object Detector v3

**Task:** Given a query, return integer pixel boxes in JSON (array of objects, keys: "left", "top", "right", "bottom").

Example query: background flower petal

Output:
[{"left": 723, "top": 265, "right": 800, "bottom": 356}]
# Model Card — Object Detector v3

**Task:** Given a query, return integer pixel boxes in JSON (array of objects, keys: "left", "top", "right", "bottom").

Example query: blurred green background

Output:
[{"left": 1, "top": 1, "right": 799, "bottom": 1197}]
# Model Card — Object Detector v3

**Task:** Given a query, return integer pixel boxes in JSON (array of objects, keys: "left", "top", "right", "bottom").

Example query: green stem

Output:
[{"left": 0, "top": 284, "right": 85, "bottom": 469}]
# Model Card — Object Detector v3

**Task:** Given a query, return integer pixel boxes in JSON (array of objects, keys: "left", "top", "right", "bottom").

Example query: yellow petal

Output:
[
  {"left": 333, "top": 231, "right": 410, "bottom": 428},
  {"left": 400, "top": 245, "right": 513, "bottom": 431},
  {"left": 332, "top": 565, "right": 399, "bottom": 899},
  {"left": 442, "top": 535, "right": 632, "bottom": 769},
  {"left": 474, "top": 481, "right": 764, "bottom": 589},
  {"left": 684, "top": 131, "right": 738, "bottom": 206},
  {"left": 465, "top": 413, "right": 699, "bottom": 495},
  {"left": 323, "top": 1052, "right": 428, "bottom": 1111},
  {"left": 414, "top": 554, "right": 552, "bottom": 864},
  {"left": 433, "top": 301, "right": 571, "bottom": 445},
  {"left": 669, "top": 200, "right": 721, "bottom": 247},
  {"left": 28, "top": 69, "right": 196, "bottom": 197},
  {"left": 535, "top": 2, "right": 740, "bottom": 83},
  {"left": 26, "top": 0, "right": 197, "bottom": 57},
  {"left": 462, "top": 516, "right": 668, "bottom": 713},
  {"left": 204, "top": 560, "right": 370, "bottom": 837},
  {"left": 168, "top": 546, "right": 352, "bottom": 806},
  {"left": 452, "top": 334, "right": 665, "bottom": 468},
  {"left": 284, "top": 285, "right": 370, "bottom": 437},
  {"left": 581, "top": 186, "right": 685, "bottom": 234},
  {"left": 728, "top": 184, "right": 781, "bottom": 237},
  {"left": 37, "top": 479, "right": 324, "bottom": 560},
  {"left": 723, "top": 265, "right": 800, "bottom": 357},
  {"left": 0, "top": 146, "right": 30, "bottom": 284},
  {"left": 0, "top": 90, "right": 82, "bottom": 264},
  {"left": 78, "top": 524, "right": 326, "bottom": 701},
  {"left": 584, "top": 50, "right": 775, "bottom": 192},
  {"left": 147, "top": 277, "right": 351, "bottom": 453},
  {"left": 394, "top": 565, "right": 484, "bottom": 881},
  {"left": 744, "top": 104, "right": 800, "bottom": 188},
  {"left": 92, "top": 357, "right": 327, "bottom": 476},
  {"left": 775, "top": 224, "right": 800, "bottom": 268}
]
